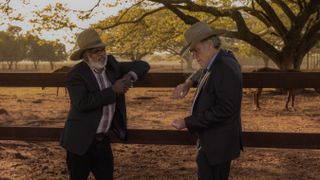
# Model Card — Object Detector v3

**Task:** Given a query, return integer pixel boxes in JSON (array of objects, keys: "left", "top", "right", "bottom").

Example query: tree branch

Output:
[
  {"left": 271, "top": 0, "right": 296, "bottom": 22},
  {"left": 0, "top": 0, "right": 13, "bottom": 16},
  {"left": 287, "top": 0, "right": 304, "bottom": 12},
  {"left": 225, "top": 30, "right": 280, "bottom": 63},
  {"left": 236, "top": 6, "right": 272, "bottom": 27},
  {"left": 170, "top": 3, "right": 254, "bottom": 35},
  {"left": 298, "top": 18, "right": 320, "bottom": 59},
  {"left": 256, "top": 0, "right": 288, "bottom": 37},
  {"left": 71, "top": 0, "right": 102, "bottom": 14},
  {"left": 95, "top": 7, "right": 166, "bottom": 30},
  {"left": 285, "top": 0, "right": 320, "bottom": 45},
  {"left": 116, "top": 0, "right": 144, "bottom": 23},
  {"left": 148, "top": 0, "right": 281, "bottom": 61},
  {"left": 163, "top": 3, "right": 199, "bottom": 25}
]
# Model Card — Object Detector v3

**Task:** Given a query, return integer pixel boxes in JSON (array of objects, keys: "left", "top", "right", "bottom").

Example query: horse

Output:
[
  {"left": 42, "top": 66, "right": 72, "bottom": 96},
  {"left": 252, "top": 67, "right": 320, "bottom": 111}
]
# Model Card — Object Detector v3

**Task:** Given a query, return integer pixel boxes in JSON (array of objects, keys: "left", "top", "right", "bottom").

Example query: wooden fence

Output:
[{"left": 0, "top": 72, "right": 320, "bottom": 149}]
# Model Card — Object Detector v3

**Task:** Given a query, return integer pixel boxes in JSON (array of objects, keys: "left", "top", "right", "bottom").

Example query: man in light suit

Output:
[
  {"left": 60, "top": 29, "right": 150, "bottom": 180},
  {"left": 172, "top": 22, "right": 243, "bottom": 180}
]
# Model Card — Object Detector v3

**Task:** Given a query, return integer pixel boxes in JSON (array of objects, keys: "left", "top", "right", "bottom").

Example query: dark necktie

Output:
[{"left": 96, "top": 71, "right": 110, "bottom": 132}]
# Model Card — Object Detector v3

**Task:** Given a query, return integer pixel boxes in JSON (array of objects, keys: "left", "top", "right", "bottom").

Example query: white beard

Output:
[{"left": 87, "top": 56, "right": 108, "bottom": 70}]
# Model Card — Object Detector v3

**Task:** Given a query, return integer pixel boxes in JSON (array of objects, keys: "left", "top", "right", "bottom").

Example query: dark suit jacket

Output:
[
  {"left": 60, "top": 55, "right": 150, "bottom": 155},
  {"left": 185, "top": 49, "right": 243, "bottom": 165}
]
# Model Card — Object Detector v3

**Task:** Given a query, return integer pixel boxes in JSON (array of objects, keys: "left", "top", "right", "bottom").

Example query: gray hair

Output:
[
  {"left": 211, "top": 36, "right": 221, "bottom": 49},
  {"left": 202, "top": 35, "right": 221, "bottom": 49},
  {"left": 82, "top": 51, "right": 90, "bottom": 62}
]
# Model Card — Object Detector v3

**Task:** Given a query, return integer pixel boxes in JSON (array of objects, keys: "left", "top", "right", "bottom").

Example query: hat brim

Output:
[
  {"left": 70, "top": 42, "right": 106, "bottom": 61},
  {"left": 180, "top": 31, "right": 221, "bottom": 56}
]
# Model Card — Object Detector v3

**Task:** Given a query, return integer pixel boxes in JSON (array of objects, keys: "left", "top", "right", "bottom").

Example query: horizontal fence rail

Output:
[
  {"left": 0, "top": 72, "right": 320, "bottom": 149},
  {"left": 0, "top": 127, "right": 319, "bottom": 149},
  {"left": 0, "top": 72, "right": 320, "bottom": 88}
]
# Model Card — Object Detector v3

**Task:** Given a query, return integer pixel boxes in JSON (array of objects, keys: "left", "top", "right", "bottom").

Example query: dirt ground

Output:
[{"left": 0, "top": 87, "right": 319, "bottom": 180}]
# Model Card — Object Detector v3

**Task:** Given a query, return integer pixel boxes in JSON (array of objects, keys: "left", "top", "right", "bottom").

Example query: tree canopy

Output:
[
  {"left": 94, "top": 7, "right": 188, "bottom": 61},
  {"left": 0, "top": 26, "right": 67, "bottom": 70},
  {"left": 100, "top": 0, "right": 320, "bottom": 69},
  {"left": 1, "top": 0, "right": 320, "bottom": 69}
]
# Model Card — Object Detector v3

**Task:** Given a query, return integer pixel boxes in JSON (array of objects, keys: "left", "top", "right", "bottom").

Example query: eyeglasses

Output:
[{"left": 88, "top": 47, "right": 105, "bottom": 54}]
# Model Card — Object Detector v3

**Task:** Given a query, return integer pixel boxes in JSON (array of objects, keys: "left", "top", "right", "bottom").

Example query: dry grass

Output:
[{"left": 0, "top": 85, "right": 319, "bottom": 179}]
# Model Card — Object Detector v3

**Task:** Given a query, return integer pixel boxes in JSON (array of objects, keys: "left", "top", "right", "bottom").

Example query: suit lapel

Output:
[
  {"left": 81, "top": 62, "right": 100, "bottom": 90},
  {"left": 105, "top": 69, "right": 115, "bottom": 84},
  {"left": 190, "top": 50, "right": 225, "bottom": 113},
  {"left": 105, "top": 55, "right": 117, "bottom": 84},
  {"left": 191, "top": 71, "right": 211, "bottom": 113}
]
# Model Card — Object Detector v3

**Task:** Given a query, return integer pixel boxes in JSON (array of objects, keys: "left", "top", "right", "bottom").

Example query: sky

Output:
[
  {"left": 1, "top": 0, "right": 130, "bottom": 51},
  {"left": 1, "top": 0, "right": 245, "bottom": 52}
]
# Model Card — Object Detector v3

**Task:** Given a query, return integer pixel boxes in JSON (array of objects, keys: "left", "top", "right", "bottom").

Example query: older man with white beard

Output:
[{"left": 60, "top": 29, "right": 150, "bottom": 180}]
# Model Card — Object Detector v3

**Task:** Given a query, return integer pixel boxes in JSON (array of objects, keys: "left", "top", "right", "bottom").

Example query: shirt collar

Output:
[
  {"left": 84, "top": 56, "right": 108, "bottom": 74},
  {"left": 93, "top": 68, "right": 105, "bottom": 74}
]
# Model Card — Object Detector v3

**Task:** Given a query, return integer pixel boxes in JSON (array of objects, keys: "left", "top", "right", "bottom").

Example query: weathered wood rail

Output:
[{"left": 0, "top": 72, "right": 320, "bottom": 149}]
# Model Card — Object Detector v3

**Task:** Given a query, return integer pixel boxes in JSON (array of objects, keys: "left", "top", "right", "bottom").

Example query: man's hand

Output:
[
  {"left": 171, "top": 119, "right": 186, "bottom": 130},
  {"left": 172, "top": 80, "right": 192, "bottom": 99},
  {"left": 122, "top": 73, "right": 133, "bottom": 81},
  {"left": 112, "top": 78, "right": 132, "bottom": 93}
]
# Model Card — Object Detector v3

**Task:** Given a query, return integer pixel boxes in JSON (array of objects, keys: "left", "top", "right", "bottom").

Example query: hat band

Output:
[{"left": 80, "top": 39, "right": 104, "bottom": 49}]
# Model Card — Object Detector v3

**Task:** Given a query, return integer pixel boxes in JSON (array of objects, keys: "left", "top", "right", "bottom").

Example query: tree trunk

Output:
[
  {"left": 262, "top": 56, "right": 269, "bottom": 67},
  {"left": 276, "top": 53, "right": 304, "bottom": 70},
  {"left": 0, "top": 62, "right": 4, "bottom": 70},
  {"left": 294, "top": 61, "right": 301, "bottom": 70},
  {"left": 293, "top": 55, "right": 305, "bottom": 70},
  {"left": 33, "top": 60, "right": 39, "bottom": 70},
  {"left": 306, "top": 53, "right": 310, "bottom": 70},
  {"left": 50, "top": 61, "right": 54, "bottom": 70},
  {"left": 14, "top": 61, "right": 18, "bottom": 70},
  {"left": 7, "top": 61, "right": 13, "bottom": 70},
  {"left": 278, "top": 61, "right": 293, "bottom": 70},
  {"left": 277, "top": 51, "right": 297, "bottom": 70}
]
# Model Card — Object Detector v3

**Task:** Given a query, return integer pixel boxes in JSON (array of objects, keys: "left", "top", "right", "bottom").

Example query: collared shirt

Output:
[
  {"left": 85, "top": 56, "right": 138, "bottom": 134},
  {"left": 191, "top": 49, "right": 220, "bottom": 114},
  {"left": 85, "top": 56, "right": 115, "bottom": 134},
  {"left": 92, "top": 67, "right": 116, "bottom": 134},
  {"left": 206, "top": 49, "right": 220, "bottom": 71}
]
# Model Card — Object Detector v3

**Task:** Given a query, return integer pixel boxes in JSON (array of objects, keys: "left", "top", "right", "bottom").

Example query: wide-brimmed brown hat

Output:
[
  {"left": 180, "top": 21, "right": 222, "bottom": 55},
  {"left": 70, "top": 29, "right": 106, "bottom": 60}
]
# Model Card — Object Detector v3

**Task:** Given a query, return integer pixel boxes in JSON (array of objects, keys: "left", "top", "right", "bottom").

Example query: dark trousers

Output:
[
  {"left": 66, "top": 137, "right": 113, "bottom": 180},
  {"left": 197, "top": 148, "right": 231, "bottom": 180}
]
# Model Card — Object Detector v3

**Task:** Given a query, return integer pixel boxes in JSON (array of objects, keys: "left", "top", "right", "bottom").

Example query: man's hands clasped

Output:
[
  {"left": 112, "top": 74, "right": 133, "bottom": 94},
  {"left": 170, "top": 80, "right": 193, "bottom": 130}
]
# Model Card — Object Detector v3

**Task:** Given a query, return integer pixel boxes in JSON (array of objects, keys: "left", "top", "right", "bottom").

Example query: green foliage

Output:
[
  {"left": 24, "top": 33, "right": 67, "bottom": 65},
  {"left": 0, "top": 26, "right": 26, "bottom": 63},
  {"left": 30, "top": 3, "right": 76, "bottom": 33},
  {"left": 0, "top": 27, "right": 67, "bottom": 69},
  {"left": 95, "top": 7, "right": 189, "bottom": 60},
  {"left": 1, "top": 0, "right": 319, "bottom": 70}
]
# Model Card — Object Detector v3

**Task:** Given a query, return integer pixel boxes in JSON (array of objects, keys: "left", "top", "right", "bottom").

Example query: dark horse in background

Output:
[
  {"left": 42, "top": 66, "right": 72, "bottom": 96},
  {"left": 252, "top": 67, "right": 320, "bottom": 111}
]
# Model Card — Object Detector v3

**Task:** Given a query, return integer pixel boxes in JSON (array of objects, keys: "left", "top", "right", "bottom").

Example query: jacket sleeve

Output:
[
  {"left": 111, "top": 56, "right": 150, "bottom": 79},
  {"left": 186, "top": 68, "right": 204, "bottom": 87},
  {"left": 67, "top": 71, "right": 116, "bottom": 112},
  {"left": 185, "top": 64, "right": 242, "bottom": 134}
]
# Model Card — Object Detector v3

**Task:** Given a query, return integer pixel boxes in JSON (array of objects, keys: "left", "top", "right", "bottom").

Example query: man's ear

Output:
[
  {"left": 206, "top": 39, "right": 214, "bottom": 49},
  {"left": 83, "top": 51, "right": 89, "bottom": 61}
]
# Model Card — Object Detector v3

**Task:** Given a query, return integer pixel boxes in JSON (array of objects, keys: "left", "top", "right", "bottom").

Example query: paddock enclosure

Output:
[{"left": 0, "top": 72, "right": 320, "bottom": 179}]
